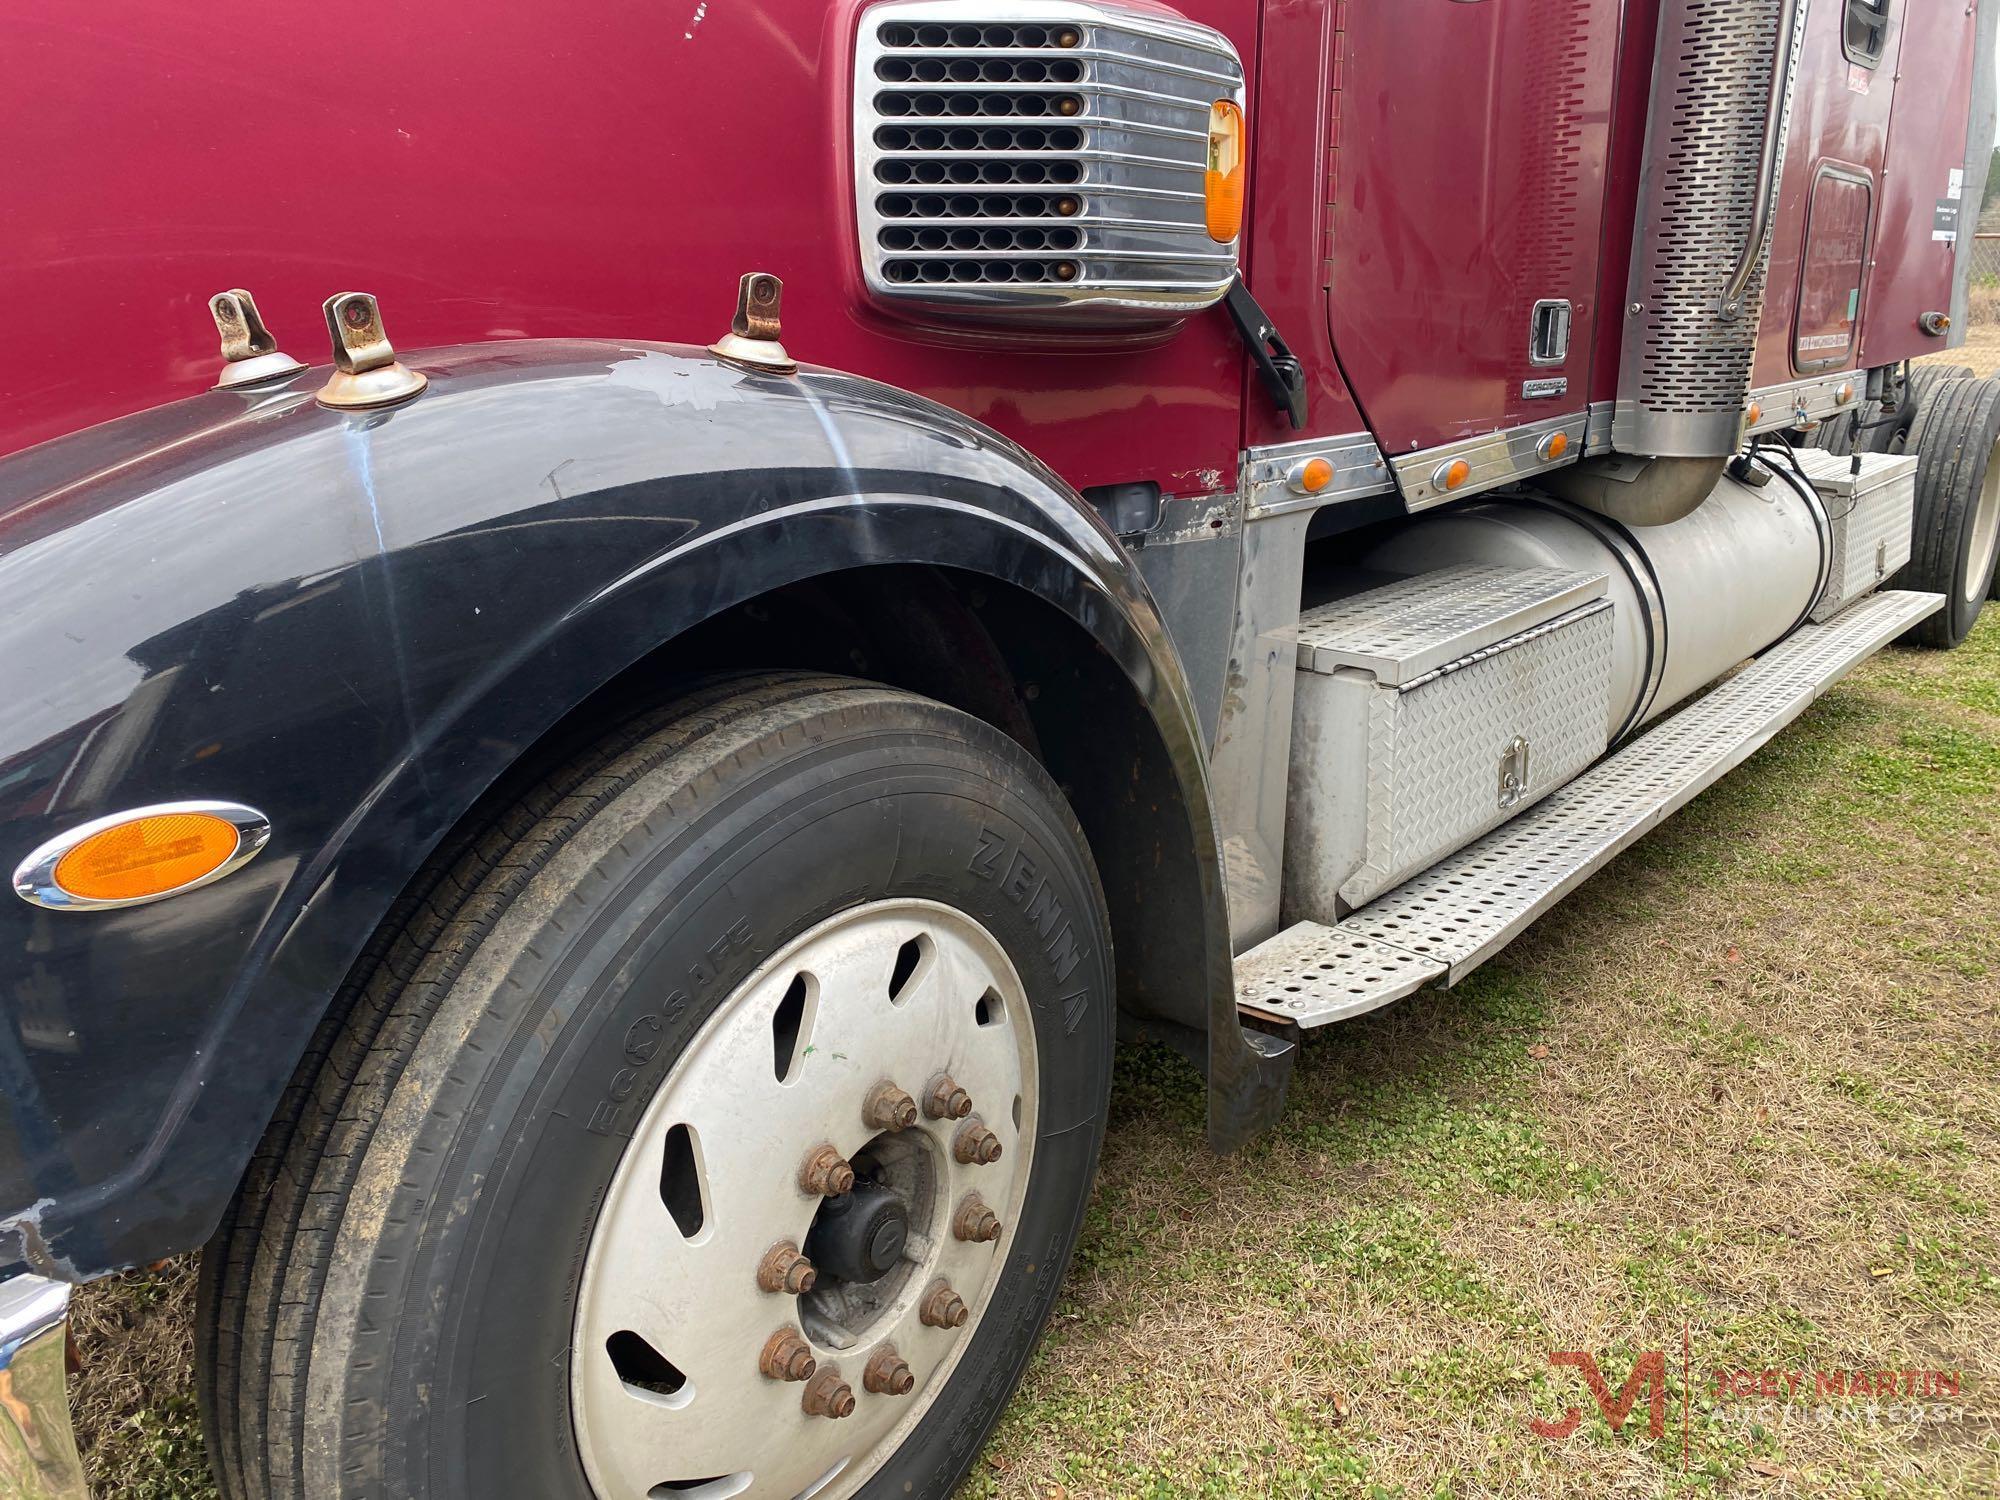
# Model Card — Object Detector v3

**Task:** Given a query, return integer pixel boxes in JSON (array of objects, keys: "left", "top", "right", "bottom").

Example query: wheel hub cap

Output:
[
  {"left": 571, "top": 900, "right": 1036, "bottom": 1500},
  {"left": 807, "top": 1180, "right": 911, "bottom": 1286}
]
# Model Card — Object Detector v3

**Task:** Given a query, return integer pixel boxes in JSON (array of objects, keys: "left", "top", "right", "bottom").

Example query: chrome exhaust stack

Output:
[{"left": 1605, "top": 0, "right": 1810, "bottom": 510}]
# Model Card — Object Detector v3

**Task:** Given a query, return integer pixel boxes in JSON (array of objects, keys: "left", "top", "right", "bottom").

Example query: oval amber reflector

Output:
[
  {"left": 1541, "top": 431, "right": 1570, "bottom": 461},
  {"left": 1746, "top": 402, "right": 1762, "bottom": 426},
  {"left": 1300, "top": 457, "right": 1334, "bottom": 492},
  {"left": 1438, "top": 458, "right": 1472, "bottom": 491},
  {"left": 1205, "top": 100, "right": 1245, "bottom": 242},
  {"left": 52, "top": 812, "right": 242, "bottom": 903}
]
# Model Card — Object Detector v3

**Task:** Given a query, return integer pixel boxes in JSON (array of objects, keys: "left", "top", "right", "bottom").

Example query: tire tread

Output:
[
  {"left": 1900, "top": 375, "right": 2000, "bottom": 647},
  {"left": 201, "top": 674, "right": 867, "bottom": 1500}
]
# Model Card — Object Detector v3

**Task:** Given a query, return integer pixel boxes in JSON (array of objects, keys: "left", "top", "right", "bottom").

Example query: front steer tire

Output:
[{"left": 197, "top": 673, "right": 1116, "bottom": 1500}]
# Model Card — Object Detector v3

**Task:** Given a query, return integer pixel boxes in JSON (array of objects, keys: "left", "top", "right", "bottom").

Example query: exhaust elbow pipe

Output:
[{"left": 1540, "top": 454, "right": 1729, "bottom": 527}]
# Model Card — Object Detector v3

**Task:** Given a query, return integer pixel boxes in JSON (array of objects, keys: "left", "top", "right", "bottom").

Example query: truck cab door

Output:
[{"left": 1323, "top": 0, "right": 1621, "bottom": 460}]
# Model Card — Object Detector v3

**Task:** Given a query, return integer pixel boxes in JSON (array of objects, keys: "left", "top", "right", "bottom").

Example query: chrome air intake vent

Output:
[{"left": 855, "top": 1, "right": 1244, "bottom": 324}]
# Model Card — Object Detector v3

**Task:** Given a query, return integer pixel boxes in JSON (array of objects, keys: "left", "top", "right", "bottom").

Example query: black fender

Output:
[{"left": 0, "top": 341, "right": 1283, "bottom": 1279}]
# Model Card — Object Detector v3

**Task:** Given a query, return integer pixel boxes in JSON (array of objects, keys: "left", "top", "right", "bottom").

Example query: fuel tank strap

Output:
[{"left": 1505, "top": 494, "right": 1669, "bottom": 742}]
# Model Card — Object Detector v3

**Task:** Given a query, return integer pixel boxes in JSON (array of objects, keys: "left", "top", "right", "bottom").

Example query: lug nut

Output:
[
  {"left": 760, "top": 1327, "right": 817, "bottom": 1382},
  {"left": 919, "top": 1280, "right": 970, "bottom": 1329},
  {"left": 924, "top": 1074, "right": 973, "bottom": 1120},
  {"left": 757, "top": 1241, "right": 818, "bottom": 1295},
  {"left": 952, "top": 1193, "right": 1003, "bottom": 1243},
  {"left": 801, "top": 1366, "right": 856, "bottom": 1418},
  {"left": 864, "top": 1346, "right": 916, "bottom": 1395},
  {"left": 863, "top": 1081, "right": 919, "bottom": 1132},
  {"left": 799, "top": 1144, "right": 856, "bottom": 1197},
  {"left": 952, "top": 1119, "right": 1003, "bottom": 1166}
]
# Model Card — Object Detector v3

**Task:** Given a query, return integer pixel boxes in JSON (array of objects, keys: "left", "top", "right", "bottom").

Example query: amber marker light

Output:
[
  {"left": 1287, "top": 455, "right": 1335, "bottom": 495},
  {"left": 1746, "top": 401, "right": 1763, "bottom": 426},
  {"left": 1205, "top": 100, "right": 1245, "bottom": 242},
  {"left": 1434, "top": 458, "right": 1472, "bottom": 492},
  {"left": 1537, "top": 430, "right": 1570, "bottom": 462},
  {"left": 13, "top": 801, "right": 271, "bottom": 911}
]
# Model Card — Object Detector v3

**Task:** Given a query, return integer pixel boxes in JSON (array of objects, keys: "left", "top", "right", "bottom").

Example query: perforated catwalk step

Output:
[{"left": 1237, "top": 589, "right": 1943, "bottom": 1028}]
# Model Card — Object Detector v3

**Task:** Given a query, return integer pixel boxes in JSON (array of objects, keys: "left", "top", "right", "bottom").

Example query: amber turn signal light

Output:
[
  {"left": 13, "top": 801, "right": 271, "bottom": 911},
  {"left": 1205, "top": 100, "right": 1245, "bottom": 242},
  {"left": 1287, "top": 456, "right": 1335, "bottom": 495},
  {"left": 55, "top": 813, "right": 239, "bottom": 902},
  {"left": 1434, "top": 458, "right": 1472, "bottom": 492}
]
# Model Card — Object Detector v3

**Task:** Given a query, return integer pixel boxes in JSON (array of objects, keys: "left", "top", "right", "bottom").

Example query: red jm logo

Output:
[{"left": 1531, "top": 1350, "right": 1668, "bottom": 1441}]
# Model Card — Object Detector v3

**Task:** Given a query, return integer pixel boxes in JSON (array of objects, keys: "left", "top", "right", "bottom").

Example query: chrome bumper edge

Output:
[{"left": 0, "top": 1274, "right": 87, "bottom": 1500}]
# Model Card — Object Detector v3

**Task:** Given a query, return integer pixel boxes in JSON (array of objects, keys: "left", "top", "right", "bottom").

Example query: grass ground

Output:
[
  {"left": 69, "top": 335, "right": 2000, "bottom": 1496},
  {"left": 70, "top": 611, "right": 2000, "bottom": 1498},
  {"left": 967, "top": 609, "right": 2000, "bottom": 1498}
]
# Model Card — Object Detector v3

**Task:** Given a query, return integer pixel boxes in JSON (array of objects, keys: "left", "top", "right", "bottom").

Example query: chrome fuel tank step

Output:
[{"left": 1239, "top": 589, "right": 1943, "bottom": 1029}]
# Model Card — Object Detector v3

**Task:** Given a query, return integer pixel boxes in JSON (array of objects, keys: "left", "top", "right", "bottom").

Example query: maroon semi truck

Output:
[{"left": 2, "top": 2, "right": 1996, "bottom": 1497}]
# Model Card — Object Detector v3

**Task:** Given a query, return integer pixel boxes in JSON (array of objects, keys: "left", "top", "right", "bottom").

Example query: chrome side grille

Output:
[{"left": 855, "top": 2, "right": 1244, "bottom": 322}]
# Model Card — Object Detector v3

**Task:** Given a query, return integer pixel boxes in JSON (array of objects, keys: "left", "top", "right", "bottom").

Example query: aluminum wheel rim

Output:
[
  {"left": 1966, "top": 441, "right": 2000, "bottom": 605},
  {"left": 572, "top": 899, "right": 1038, "bottom": 1500}
]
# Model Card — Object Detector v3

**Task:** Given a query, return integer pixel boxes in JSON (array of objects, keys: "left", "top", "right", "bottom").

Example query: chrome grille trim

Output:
[{"left": 855, "top": 1, "right": 1245, "bottom": 321}]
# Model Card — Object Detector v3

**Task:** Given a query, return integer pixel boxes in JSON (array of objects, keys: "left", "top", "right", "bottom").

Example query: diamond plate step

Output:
[
  {"left": 1238, "top": 589, "right": 1943, "bottom": 1027},
  {"left": 1236, "top": 922, "right": 1443, "bottom": 1026}
]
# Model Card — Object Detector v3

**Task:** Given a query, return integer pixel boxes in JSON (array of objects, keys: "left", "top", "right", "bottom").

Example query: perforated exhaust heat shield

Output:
[{"left": 1613, "top": 0, "right": 1809, "bottom": 459}]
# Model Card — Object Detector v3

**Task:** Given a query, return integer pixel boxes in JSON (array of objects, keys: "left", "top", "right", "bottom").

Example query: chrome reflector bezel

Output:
[
  {"left": 854, "top": 0, "right": 1245, "bottom": 324},
  {"left": 12, "top": 800, "right": 272, "bottom": 912}
]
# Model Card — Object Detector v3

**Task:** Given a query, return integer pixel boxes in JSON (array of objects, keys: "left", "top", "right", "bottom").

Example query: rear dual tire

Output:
[
  {"left": 198, "top": 675, "right": 1116, "bottom": 1500},
  {"left": 1893, "top": 364, "right": 1975, "bottom": 449},
  {"left": 1808, "top": 397, "right": 1882, "bottom": 456},
  {"left": 1809, "top": 364, "right": 1975, "bottom": 459},
  {"left": 1901, "top": 377, "right": 2000, "bottom": 647}
]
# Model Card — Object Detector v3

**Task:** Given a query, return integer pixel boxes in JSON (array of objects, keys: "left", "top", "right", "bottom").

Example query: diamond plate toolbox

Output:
[
  {"left": 1283, "top": 565, "right": 1616, "bottom": 920},
  {"left": 1795, "top": 450, "right": 1917, "bottom": 622}
]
